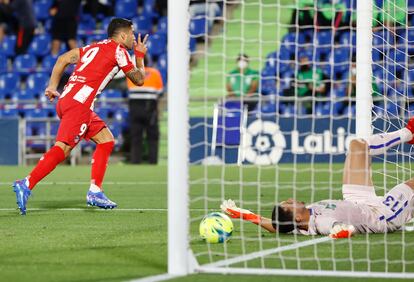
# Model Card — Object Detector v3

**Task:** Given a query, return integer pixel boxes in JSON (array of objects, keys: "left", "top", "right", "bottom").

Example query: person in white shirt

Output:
[{"left": 221, "top": 118, "right": 414, "bottom": 238}]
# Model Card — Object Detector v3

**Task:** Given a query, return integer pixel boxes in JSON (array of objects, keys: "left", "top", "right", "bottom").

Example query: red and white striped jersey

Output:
[{"left": 59, "top": 39, "right": 134, "bottom": 110}]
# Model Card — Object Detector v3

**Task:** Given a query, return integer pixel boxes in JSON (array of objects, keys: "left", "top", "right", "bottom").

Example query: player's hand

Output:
[
  {"left": 45, "top": 87, "right": 60, "bottom": 102},
  {"left": 134, "top": 33, "right": 149, "bottom": 56},
  {"left": 220, "top": 199, "right": 261, "bottom": 224},
  {"left": 329, "top": 223, "right": 355, "bottom": 239}
]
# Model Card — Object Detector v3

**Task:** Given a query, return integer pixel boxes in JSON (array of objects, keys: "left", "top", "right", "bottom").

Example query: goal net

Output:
[{"left": 168, "top": 0, "right": 414, "bottom": 278}]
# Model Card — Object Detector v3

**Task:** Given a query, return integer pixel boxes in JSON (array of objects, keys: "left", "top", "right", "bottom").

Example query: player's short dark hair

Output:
[
  {"left": 272, "top": 205, "right": 295, "bottom": 233},
  {"left": 237, "top": 53, "right": 249, "bottom": 61},
  {"left": 107, "top": 18, "right": 133, "bottom": 38}
]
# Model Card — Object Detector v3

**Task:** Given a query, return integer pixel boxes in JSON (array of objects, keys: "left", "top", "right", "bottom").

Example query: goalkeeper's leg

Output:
[
  {"left": 366, "top": 117, "right": 414, "bottom": 156},
  {"left": 343, "top": 139, "right": 372, "bottom": 186},
  {"left": 343, "top": 120, "right": 413, "bottom": 187}
]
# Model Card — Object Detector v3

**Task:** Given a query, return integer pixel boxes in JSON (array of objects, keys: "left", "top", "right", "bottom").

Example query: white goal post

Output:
[
  {"left": 168, "top": 0, "right": 414, "bottom": 279},
  {"left": 356, "top": 0, "right": 373, "bottom": 138},
  {"left": 167, "top": 0, "right": 191, "bottom": 276}
]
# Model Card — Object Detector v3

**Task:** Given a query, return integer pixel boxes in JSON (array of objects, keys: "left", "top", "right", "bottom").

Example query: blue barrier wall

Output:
[
  {"left": 0, "top": 119, "right": 19, "bottom": 165},
  {"left": 190, "top": 116, "right": 407, "bottom": 164}
]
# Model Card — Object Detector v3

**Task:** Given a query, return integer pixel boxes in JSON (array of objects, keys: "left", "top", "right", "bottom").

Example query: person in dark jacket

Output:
[
  {"left": 10, "top": 0, "right": 36, "bottom": 54},
  {"left": 126, "top": 56, "right": 164, "bottom": 164},
  {"left": 50, "top": 0, "right": 81, "bottom": 55}
]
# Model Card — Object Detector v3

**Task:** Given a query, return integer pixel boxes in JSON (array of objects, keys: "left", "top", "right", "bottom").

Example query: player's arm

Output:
[
  {"left": 258, "top": 216, "right": 277, "bottom": 233},
  {"left": 246, "top": 78, "right": 258, "bottom": 96},
  {"left": 226, "top": 82, "right": 236, "bottom": 97},
  {"left": 125, "top": 66, "right": 145, "bottom": 86},
  {"left": 220, "top": 199, "right": 276, "bottom": 233},
  {"left": 45, "top": 48, "right": 80, "bottom": 102},
  {"left": 125, "top": 33, "right": 148, "bottom": 86}
]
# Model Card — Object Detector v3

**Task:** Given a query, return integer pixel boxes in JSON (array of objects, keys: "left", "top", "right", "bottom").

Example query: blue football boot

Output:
[
  {"left": 12, "top": 179, "right": 31, "bottom": 215},
  {"left": 86, "top": 191, "right": 117, "bottom": 209}
]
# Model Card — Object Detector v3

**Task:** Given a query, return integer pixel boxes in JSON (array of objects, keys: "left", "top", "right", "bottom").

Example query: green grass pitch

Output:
[{"left": 0, "top": 164, "right": 412, "bottom": 281}]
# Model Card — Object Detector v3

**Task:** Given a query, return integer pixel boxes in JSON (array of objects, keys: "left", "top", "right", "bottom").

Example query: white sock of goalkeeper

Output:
[{"left": 366, "top": 128, "right": 413, "bottom": 156}]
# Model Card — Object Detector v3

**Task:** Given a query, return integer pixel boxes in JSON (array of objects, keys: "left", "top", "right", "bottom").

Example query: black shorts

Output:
[{"left": 51, "top": 18, "right": 78, "bottom": 41}]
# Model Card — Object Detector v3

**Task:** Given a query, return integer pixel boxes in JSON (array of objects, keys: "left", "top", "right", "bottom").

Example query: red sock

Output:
[
  {"left": 28, "top": 146, "right": 66, "bottom": 190},
  {"left": 91, "top": 141, "right": 114, "bottom": 188}
]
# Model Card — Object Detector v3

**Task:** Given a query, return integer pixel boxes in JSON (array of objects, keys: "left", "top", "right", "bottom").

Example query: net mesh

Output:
[{"left": 187, "top": 0, "right": 414, "bottom": 276}]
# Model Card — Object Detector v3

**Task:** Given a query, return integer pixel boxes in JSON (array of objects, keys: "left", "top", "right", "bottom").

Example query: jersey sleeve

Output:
[
  {"left": 115, "top": 46, "right": 135, "bottom": 74},
  {"left": 314, "top": 216, "right": 338, "bottom": 235}
]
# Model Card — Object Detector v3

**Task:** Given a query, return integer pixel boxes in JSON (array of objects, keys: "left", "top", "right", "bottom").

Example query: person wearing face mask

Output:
[
  {"left": 284, "top": 56, "right": 326, "bottom": 114},
  {"left": 342, "top": 61, "right": 380, "bottom": 115},
  {"left": 226, "top": 53, "right": 259, "bottom": 111}
]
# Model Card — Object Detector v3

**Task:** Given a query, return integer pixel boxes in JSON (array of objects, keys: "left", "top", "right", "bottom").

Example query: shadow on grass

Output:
[{"left": 35, "top": 200, "right": 84, "bottom": 209}]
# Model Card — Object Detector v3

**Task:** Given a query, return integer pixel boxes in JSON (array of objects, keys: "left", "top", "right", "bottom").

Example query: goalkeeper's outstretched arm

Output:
[
  {"left": 257, "top": 217, "right": 276, "bottom": 233},
  {"left": 220, "top": 199, "right": 355, "bottom": 238},
  {"left": 221, "top": 199, "right": 276, "bottom": 233}
]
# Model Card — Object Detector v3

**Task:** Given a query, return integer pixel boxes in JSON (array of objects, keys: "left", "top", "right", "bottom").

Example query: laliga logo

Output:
[{"left": 244, "top": 120, "right": 286, "bottom": 165}]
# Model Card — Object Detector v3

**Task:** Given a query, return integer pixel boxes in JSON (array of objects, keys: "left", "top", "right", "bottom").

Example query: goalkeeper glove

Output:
[
  {"left": 329, "top": 223, "right": 355, "bottom": 239},
  {"left": 220, "top": 199, "right": 261, "bottom": 224}
]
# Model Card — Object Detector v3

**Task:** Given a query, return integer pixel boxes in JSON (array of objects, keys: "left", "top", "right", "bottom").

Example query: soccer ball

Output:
[{"left": 199, "top": 212, "right": 233, "bottom": 243}]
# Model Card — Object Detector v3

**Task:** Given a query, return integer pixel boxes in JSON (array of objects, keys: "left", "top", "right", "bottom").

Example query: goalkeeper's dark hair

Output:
[
  {"left": 107, "top": 18, "right": 133, "bottom": 38},
  {"left": 272, "top": 205, "right": 295, "bottom": 233}
]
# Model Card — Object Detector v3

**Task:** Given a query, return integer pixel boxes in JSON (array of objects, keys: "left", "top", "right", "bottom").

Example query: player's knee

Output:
[
  {"left": 55, "top": 141, "right": 72, "bottom": 157},
  {"left": 349, "top": 139, "right": 368, "bottom": 153}
]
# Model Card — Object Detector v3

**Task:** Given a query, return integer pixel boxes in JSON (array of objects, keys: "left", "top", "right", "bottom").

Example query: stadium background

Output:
[{"left": 0, "top": 0, "right": 413, "bottom": 281}]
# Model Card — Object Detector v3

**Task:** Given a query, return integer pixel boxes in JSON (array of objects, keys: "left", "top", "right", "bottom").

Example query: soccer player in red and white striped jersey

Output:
[{"left": 13, "top": 18, "right": 149, "bottom": 214}]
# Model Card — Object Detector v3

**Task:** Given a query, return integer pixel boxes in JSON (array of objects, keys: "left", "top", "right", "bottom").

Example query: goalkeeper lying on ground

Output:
[{"left": 221, "top": 119, "right": 414, "bottom": 239}]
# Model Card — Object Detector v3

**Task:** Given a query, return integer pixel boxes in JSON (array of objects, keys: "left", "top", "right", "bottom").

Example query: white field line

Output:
[
  {"left": 198, "top": 267, "right": 414, "bottom": 279},
  {"left": 0, "top": 181, "right": 167, "bottom": 186},
  {"left": 203, "top": 236, "right": 332, "bottom": 268},
  {"left": 0, "top": 208, "right": 169, "bottom": 212},
  {"left": 0, "top": 208, "right": 227, "bottom": 212},
  {"left": 0, "top": 208, "right": 255, "bottom": 212},
  {"left": 129, "top": 273, "right": 184, "bottom": 282},
  {"left": 0, "top": 181, "right": 342, "bottom": 186}
]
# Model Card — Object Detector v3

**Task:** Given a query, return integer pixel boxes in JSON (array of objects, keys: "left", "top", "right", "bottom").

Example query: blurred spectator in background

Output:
[
  {"left": 83, "top": 0, "right": 114, "bottom": 19},
  {"left": 289, "top": 0, "right": 314, "bottom": 32},
  {"left": 154, "top": 0, "right": 168, "bottom": 17},
  {"left": 316, "top": 0, "right": 347, "bottom": 28},
  {"left": 226, "top": 53, "right": 259, "bottom": 111},
  {"left": 126, "top": 56, "right": 164, "bottom": 164},
  {"left": 284, "top": 56, "right": 326, "bottom": 114},
  {"left": 380, "top": 0, "right": 406, "bottom": 28},
  {"left": 0, "top": 21, "right": 5, "bottom": 44},
  {"left": 11, "top": 0, "right": 36, "bottom": 55},
  {"left": 50, "top": 0, "right": 82, "bottom": 55},
  {"left": 343, "top": 62, "right": 380, "bottom": 114},
  {"left": 0, "top": 0, "right": 13, "bottom": 44},
  {"left": 189, "top": 0, "right": 221, "bottom": 30}
]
